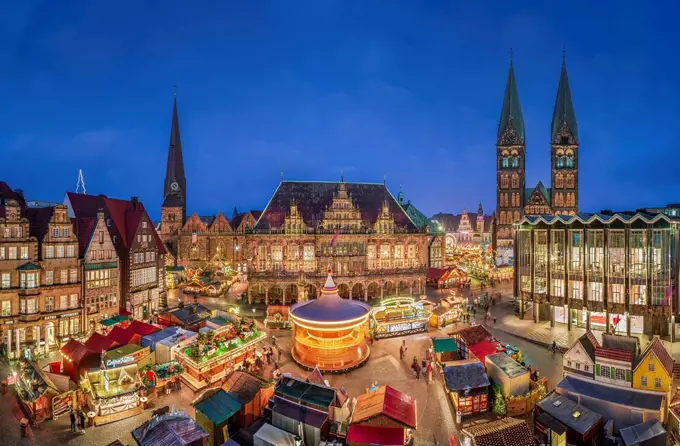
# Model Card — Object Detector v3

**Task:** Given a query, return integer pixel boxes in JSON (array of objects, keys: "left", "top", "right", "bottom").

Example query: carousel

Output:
[
  {"left": 290, "top": 271, "right": 371, "bottom": 372},
  {"left": 369, "top": 297, "right": 431, "bottom": 339}
]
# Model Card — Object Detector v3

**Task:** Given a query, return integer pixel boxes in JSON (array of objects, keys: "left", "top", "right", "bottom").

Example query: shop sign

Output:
[
  {"left": 44, "top": 315, "right": 57, "bottom": 320},
  {"left": 59, "top": 312, "right": 80, "bottom": 319},
  {"left": 131, "top": 346, "right": 151, "bottom": 362},
  {"left": 105, "top": 356, "right": 134, "bottom": 368}
]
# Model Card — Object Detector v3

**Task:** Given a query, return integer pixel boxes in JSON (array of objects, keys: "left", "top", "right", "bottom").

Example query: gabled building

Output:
[
  {"left": 72, "top": 210, "right": 120, "bottom": 334},
  {"left": 64, "top": 193, "right": 166, "bottom": 321},
  {"left": 563, "top": 331, "right": 599, "bottom": 379},
  {"left": 594, "top": 347, "right": 633, "bottom": 387},
  {"left": 431, "top": 203, "right": 493, "bottom": 256},
  {"left": 633, "top": 337, "right": 674, "bottom": 398}
]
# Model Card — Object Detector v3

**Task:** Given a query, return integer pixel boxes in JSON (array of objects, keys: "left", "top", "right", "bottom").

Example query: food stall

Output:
[
  {"left": 140, "top": 326, "right": 182, "bottom": 352},
  {"left": 442, "top": 359, "right": 490, "bottom": 417},
  {"left": 14, "top": 359, "right": 76, "bottom": 424},
  {"left": 430, "top": 297, "right": 464, "bottom": 329},
  {"left": 175, "top": 328, "right": 266, "bottom": 391},
  {"left": 484, "top": 353, "right": 530, "bottom": 398},
  {"left": 104, "top": 344, "right": 153, "bottom": 370},
  {"left": 80, "top": 362, "right": 144, "bottom": 424},
  {"left": 132, "top": 411, "right": 209, "bottom": 446},
  {"left": 369, "top": 297, "right": 430, "bottom": 339},
  {"left": 144, "top": 360, "right": 184, "bottom": 393},
  {"left": 60, "top": 339, "right": 100, "bottom": 383},
  {"left": 432, "top": 337, "right": 458, "bottom": 363}
]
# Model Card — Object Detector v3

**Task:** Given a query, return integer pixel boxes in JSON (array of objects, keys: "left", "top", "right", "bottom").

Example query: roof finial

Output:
[
  {"left": 510, "top": 47, "right": 513, "bottom": 64},
  {"left": 173, "top": 85, "right": 177, "bottom": 97},
  {"left": 383, "top": 174, "right": 387, "bottom": 186},
  {"left": 562, "top": 44, "right": 566, "bottom": 63},
  {"left": 340, "top": 169, "right": 344, "bottom": 183},
  {"left": 281, "top": 168, "right": 284, "bottom": 182}
]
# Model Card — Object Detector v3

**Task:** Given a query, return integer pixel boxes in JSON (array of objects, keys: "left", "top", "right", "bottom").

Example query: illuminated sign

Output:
[{"left": 105, "top": 356, "right": 134, "bottom": 368}]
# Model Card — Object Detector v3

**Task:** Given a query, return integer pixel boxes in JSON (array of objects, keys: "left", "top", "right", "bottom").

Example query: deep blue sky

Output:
[{"left": 2, "top": 1, "right": 679, "bottom": 220}]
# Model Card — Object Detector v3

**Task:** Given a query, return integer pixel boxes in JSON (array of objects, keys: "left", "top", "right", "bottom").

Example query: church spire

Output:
[
  {"left": 497, "top": 60, "right": 525, "bottom": 145},
  {"left": 164, "top": 92, "right": 186, "bottom": 200},
  {"left": 551, "top": 57, "right": 578, "bottom": 144}
]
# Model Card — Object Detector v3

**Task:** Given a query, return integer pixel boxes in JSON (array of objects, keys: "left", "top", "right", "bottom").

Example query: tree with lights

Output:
[{"left": 493, "top": 384, "right": 506, "bottom": 416}]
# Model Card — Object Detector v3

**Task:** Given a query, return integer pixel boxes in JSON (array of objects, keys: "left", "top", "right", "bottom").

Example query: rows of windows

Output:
[
  {"left": 132, "top": 266, "right": 157, "bottom": 287},
  {"left": 0, "top": 246, "right": 30, "bottom": 260},
  {"left": 87, "top": 292, "right": 118, "bottom": 314},
  {"left": 639, "top": 376, "right": 663, "bottom": 389},
  {"left": 2, "top": 226, "right": 24, "bottom": 238},
  {"left": 89, "top": 249, "right": 114, "bottom": 261},
  {"left": 44, "top": 244, "right": 76, "bottom": 258},
  {"left": 133, "top": 251, "right": 156, "bottom": 264},
  {"left": 597, "top": 364, "right": 630, "bottom": 382},
  {"left": 86, "top": 268, "right": 117, "bottom": 289},
  {"left": 8, "top": 293, "right": 80, "bottom": 315}
]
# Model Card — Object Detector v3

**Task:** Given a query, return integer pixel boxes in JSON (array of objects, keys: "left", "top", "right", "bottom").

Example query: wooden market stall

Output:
[
  {"left": 221, "top": 371, "right": 275, "bottom": 428},
  {"left": 264, "top": 305, "right": 291, "bottom": 329},
  {"left": 132, "top": 411, "right": 209, "bottom": 446},
  {"left": 485, "top": 353, "right": 530, "bottom": 398},
  {"left": 104, "top": 344, "right": 153, "bottom": 370},
  {"left": 432, "top": 337, "right": 459, "bottom": 363},
  {"left": 442, "top": 359, "right": 491, "bottom": 417},
  {"left": 60, "top": 339, "right": 100, "bottom": 383},
  {"left": 14, "top": 359, "right": 76, "bottom": 424},
  {"left": 194, "top": 389, "right": 243, "bottom": 446},
  {"left": 80, "top": 362, "right": 144, "bottom": 425},
  {"left": 369, "top": 297, "right": 430, "bottom": 339},
  {"left": 155, "top": 329, "right": 198, "bottom": 364}
]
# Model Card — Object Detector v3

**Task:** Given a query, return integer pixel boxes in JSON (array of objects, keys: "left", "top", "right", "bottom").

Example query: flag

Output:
[
  {"left": 330, "top": 229, "right": 341, "bottom": 247},
  {"left": 613, "top": 315, "right": 621, "bottom": 326},
  {"left": 449, "top": 434, "right": 456, "bottom": 446}
]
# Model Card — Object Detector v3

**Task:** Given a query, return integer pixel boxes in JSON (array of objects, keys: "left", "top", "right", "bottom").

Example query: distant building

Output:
[{"left": 431, "top": 203, "right": 493, "bottom": 255}]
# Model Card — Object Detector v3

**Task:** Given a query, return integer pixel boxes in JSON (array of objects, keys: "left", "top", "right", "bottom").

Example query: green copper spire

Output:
[
  {"left": 497, "top": 61, "right": 525, "bottom": 145},
  {"left": 551, "top": 58, "right": 578, "bottom": 144}
]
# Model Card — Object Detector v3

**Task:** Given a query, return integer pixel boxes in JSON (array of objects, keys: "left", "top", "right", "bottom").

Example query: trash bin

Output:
[{"left": 20, "top": 418, "right": 29, "bottom": 437}]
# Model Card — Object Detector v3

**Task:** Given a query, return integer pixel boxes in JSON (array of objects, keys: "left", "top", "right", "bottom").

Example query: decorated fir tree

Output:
[{"left": 493, "top": 384, "right": 506, "bottom": 416}]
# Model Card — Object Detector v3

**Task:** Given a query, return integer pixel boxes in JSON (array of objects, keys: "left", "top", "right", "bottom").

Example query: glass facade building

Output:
[{"left": 514, "top": 211, "right": 680, "bottom": 339}]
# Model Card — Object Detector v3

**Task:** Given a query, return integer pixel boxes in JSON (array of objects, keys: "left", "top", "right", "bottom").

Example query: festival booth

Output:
[
  {"left": 253, "top": 423, "right": 298, "bottom": 446},
  {"left": 132, "top": 410, "right": 209, "bottom": 446},
  {"left": 205, "top": 316, "right": 231, "bottom": 330},
  {"left": 104, "top": 344, "right": 153, "bottom": 370},
  {"left": 80, "top": 360, "right": 144, "bottom": 425},
  {"left": 369, "top": 297, "right": 430, "bottom": 339},
  {"left": 442, "top": 359, "right": 491, "bottom": 417},
  {"left": 155, "top": 329, "right": 198, "bottom": 365},
  {"left": 264, "top": 305, "right": 291, "bottom": 329},
  {"left": 194, "top": 389, "right": 243, "bottom": 446},
  {"left": 347, "top": 385, "right": 417, "bottom": 446},
  {"left": 175, "top": 324, "right": 265, "bottom": 391},
  {"left": 449, "top": 325, "right": 503, "bottom": 364},
  {"left": 85, "top": 332, "right": 120, "bottom": 353},
  {"left": 430, "top": 297, "right": 464, "bottom": 328},
  {"left": 485, "top": 353, "right": 530, "bottom": 398},
  {"left": 98, "top": 315, "right": 129, "bottom": 334},
  {"left": 290, "top": 272, "right": 371, "bottom": 372},
  {"left": 432, "top": 337, "right": 458, "bottom": 363},
  {"left": 60, "top": 339, "right": 100, "bottom": 383},
  {"left": 222, "top": 371, "right": 275, "bottom": 428},
  {"left": 14, "top": 359, "right": 77, "bottom": 424},
  {"left": 144, "top": 360, "right": 184, "bottom": 393},
  {"left": 157, "top": 303, "right": 212, "bottom": 332}
]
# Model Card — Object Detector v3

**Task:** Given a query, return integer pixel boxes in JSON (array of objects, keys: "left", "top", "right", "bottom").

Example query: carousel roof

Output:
[{"left": 290, "top": 272, "right": 370, "bottom": 322}]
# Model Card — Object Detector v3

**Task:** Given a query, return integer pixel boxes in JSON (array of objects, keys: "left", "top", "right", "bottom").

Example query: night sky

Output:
[{"left": 1, "top": 1, "right": 679, "bottom": 220}]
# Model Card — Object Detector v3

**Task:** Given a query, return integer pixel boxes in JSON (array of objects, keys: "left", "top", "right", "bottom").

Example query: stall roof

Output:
[
  {"left": 346, "top": 425, "right": 404, "bottom": 445},
  {"left": 450, "top": 325, "right": 493, "bottom": 345},
  {"left": 351, "top": 385, "right": 417, "bottom": 429},
  {"left": 272, "top": 396, "right": 328, "bottom": 428},
  {"left": 61, "top": 339, "right": 96, "bottom": 363},
  {"left": 163, "top": 304, "right": 212, "bottom": 326},
  {"left": 132, "top": 412, "right": 209, "bottom": 446},
  {"left": 276, "top": 376, "right": 337, "bottom": 409},
  {"left": 127, "top": 320, "right": 161, "bottom": 337},
  {"left": 462, "top": 417, "right": 534, "bottom": 446},
  {"left": 253, "top": 423, "right": 297, "bottom": 446},
  {"left": 619, "top": 420, "right": 666, "bottom": 446},
  {"left": 432, "top": 337, "right": 457, "bottom": 354},
  {"left": 157, "top": 330, "right": 198, "bottom": 348},
  {"left": 485, "top": 353, "right": 528, "bottom": 379},
  {"left": 108, "top": 326, "right": 136, "bottom": 346},
  {"left": 443, "top": 360, "right": 490, "bottom": 391},
  {"left": 207, "top": 316, "right": 229, "bottom": 327},
  {"left": 85, "top": 332, "right": 118, "bottom": 353},
  {"left": 468, "top": 339, "right": 502, "bottom": 364},
  {"left": 537, "top": 393, "right": 603, "bottom": 435},
  {"left": 222, "top": 371, "right": 273, "bottom": 405},
  {"left": 99, "top": 315, "right": 129, "bottom": 327},
  {"left": 194, "top": 389, "right": 242, "bottom": 425},
  {"left": 557, "top": 376, "right": 665, "bottom": 411},
  {"left": 141, "top": 327, "right": 181, "bottom": 348},
  {"left": 105, "top": 344, "right": 143, "bottom": 361}
]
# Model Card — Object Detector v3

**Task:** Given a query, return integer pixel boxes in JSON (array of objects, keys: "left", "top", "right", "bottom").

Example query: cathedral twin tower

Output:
[{"left": 495, "top": 57, "right": 579, "bottom": 247}]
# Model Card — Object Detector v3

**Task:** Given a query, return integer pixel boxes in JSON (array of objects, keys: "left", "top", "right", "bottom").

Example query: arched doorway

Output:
[
  {"left": 285, "top": 284, "right": 298, "bottom": 302},
  {"left": 252, "top": 284, "right": 267, "bottom": 304},
  {"left": 383, "top": 281, "right": 396, "bottom": 297},
  {"left": 269, "top": 285, "right": 283, "bottom": 305},
  {"left": 337, "top": 283, "right": 350, "bottom": 299},
  {"left": 411, "top": 279, "right": 420, "bottom": 295},
  {"left": 306, "top": 284, "right": 318, "bottom": 300},
  {"left": 352, "top": 283, "right": 365, "bottom": 300},
  {"left": 367, "top": 282, "right": 380, "bottom": 300},
  {"left": 397, "top": 280, "right": 409, "bottom": 295}
]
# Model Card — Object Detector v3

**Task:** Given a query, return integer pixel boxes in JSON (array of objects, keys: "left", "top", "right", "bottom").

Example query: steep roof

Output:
[
  {"left": 595, "top": 347, "right": 633, "bottom": 363},
  {"left": 163, "top": 96, "right": 186, "bottom": 200},
  {"left": 351, "top": 385, "right": 417, "bottom": 429},
  {"left": 463, "top": 417, "right": 533, "bottom": 446},
  {"left": 635, "top": 337, "right": 673, "bottom": 376},
  {"left": 497, "top": 62, "right": 525, "bottom": 145},
  {"left": 524, "top": 181, "right": 551, "bottom": 206},
  {"left": 24, "top": 206, "right": 54, "bottom": 241},
  {"left": 575, "top": 331, "right": 600, "bottom": 361},
  {"left": 431, "top": 212, "right": 493, "bottom": 234},
  {"left": 0, "top": 181, "right": 26, "bottom": 207},
  {"left": 601, "top": 334, "right": 639, "bottom": 359},
  {"left": 551, "top": 59, "right": 578, "bottom": 144},
  {"left": 443, "top": 359, "right": 490, "bottom": 390},
  {"left": 401, "top": 201, "right": 440, "bottom": 233},
  {"left": 254, "top": 181, "right": 419, "bottom": 232},
  {"left": 71, "top": 217, "right": 97, "bottom": 258},
  {"left": 222, "top": 371, "right": 273, "bottom": 405}
]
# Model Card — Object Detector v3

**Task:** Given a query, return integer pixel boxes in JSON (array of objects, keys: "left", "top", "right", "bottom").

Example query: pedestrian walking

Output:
[
  {"left": 493, "top": 316, "right": 497, "bottom": 325},
  {"left": 79, "top": 411, "right": 86, "bottom": 433},
  {"left": 69, "top": 408, "right": 76, "bottom": 433},
  {"left": 425, "top": 347, "right": 432, "bottom": 361},
  {"left": 277, "top": 347, "right": 282, "bottom": 362},
  {"left": 400, "top": 340, "right": 407, "bottom": 360},
  {"left": 427, "top": 361, "right": 433, "bottom": 384}
]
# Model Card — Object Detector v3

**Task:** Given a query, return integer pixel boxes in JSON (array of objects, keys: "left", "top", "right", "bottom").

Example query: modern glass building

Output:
[{"left": 514, "top": 209, "right": 680, "bottom": 340}]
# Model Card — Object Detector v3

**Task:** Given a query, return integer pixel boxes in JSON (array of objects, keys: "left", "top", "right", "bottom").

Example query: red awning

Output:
[{"left": 346, "top": 425, "right": 404, "bottom": 445}]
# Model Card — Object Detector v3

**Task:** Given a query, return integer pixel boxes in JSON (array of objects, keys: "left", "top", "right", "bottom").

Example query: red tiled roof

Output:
[
  {"left": 451, "top": 325, "right": 493, "bottom": 346},
  {"left": 462, "top": 417, "right": 534, "bottom": 446},
  {"left": 427, "top": 267, "right": 447, "bottom": 281},
  {"left": 24, "top": 206, "right": 55, "bottom": 241},
  {"left": 595, "top": 347, "right": 633, "bottom": 362},
  {"left": 0, "top": 181, "right": 26, "bottom": 207},
  {"left": 635, "top": 337, "right": 674, "bottom": 376},
  {"left": 72, "top": 217, "right": 97, "bottom": 258},
  {"left": 351, "top": 385, "right": 417, "bottom": 429}
]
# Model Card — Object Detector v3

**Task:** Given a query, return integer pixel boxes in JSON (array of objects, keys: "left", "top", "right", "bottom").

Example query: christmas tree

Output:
[{"left": 493, "top": 384, "right": 506, "bottom": 416}]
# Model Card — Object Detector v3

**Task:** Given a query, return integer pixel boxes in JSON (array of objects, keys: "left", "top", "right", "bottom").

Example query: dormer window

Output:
[{"left": 142, "top": 221, "right": 147, "bottom": 229}]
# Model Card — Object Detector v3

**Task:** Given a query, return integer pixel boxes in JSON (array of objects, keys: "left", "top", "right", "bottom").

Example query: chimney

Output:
[{"left": 131, "top": 196, "right": 139, "bottom": 210}]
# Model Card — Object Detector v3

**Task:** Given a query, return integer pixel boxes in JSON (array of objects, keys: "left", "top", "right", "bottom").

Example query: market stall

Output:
[
  {"left": 369, "top": 297, "right": 430, "bottom": 339},
  {"left": 264, "top": 305, "right": 291, "bottom": 329},
  {"left": 348, "top": 385, "right": 417, "bottom": 446},
  {"left": 432, "top": 337, "right": 458, "bottom": 363},
  {"left": 14, "top": 359, "right": 76, "bottom": 424},
  {"left": 132, "top": 410, "right": 209, "bottom": 446},
  {"left": 140, "top": 327, "right": 182, "bottom": 352},
  {"left": 80, "top": 362, "right": 144, "bottom": 424},
  {"left": 175, "top": 326, "right": 265, "bottom": 391},
  {"left": 442, "top": 359, "right": 490, "bottom": 417},
  {"left": 430, "top": 297, "right": 464, "bottom": 328},
  {"left": 104, "top": 344, "right": 153, "bottom": 370},
  {"left": 485, "top": 353, "right": 530, "bottom": 398},
  {"left": 98, "top": 315, "right": 129, "bottom": 334},
  {"left": 194, "top": 389, "right": 243, "bottom": 446},
  {"left": 143, "top": 360, "right": 184, "bottom": 393},
  {"left": 155, "top": 329, "right": 198, "bottom": 365},
  {"left": 60, "top": 339, "right": 100, "bottom": 383}
]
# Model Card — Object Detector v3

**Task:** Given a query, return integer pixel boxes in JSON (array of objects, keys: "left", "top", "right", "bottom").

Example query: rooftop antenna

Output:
[
  {"left": 76, "top": 169, "right": 87, "bottom": 194},
  {"left": 562, "top": 44, "right": 566, "bottom": 63},
  {"left": 174, "top": 85, "right": 177, "bottom": 97}
]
